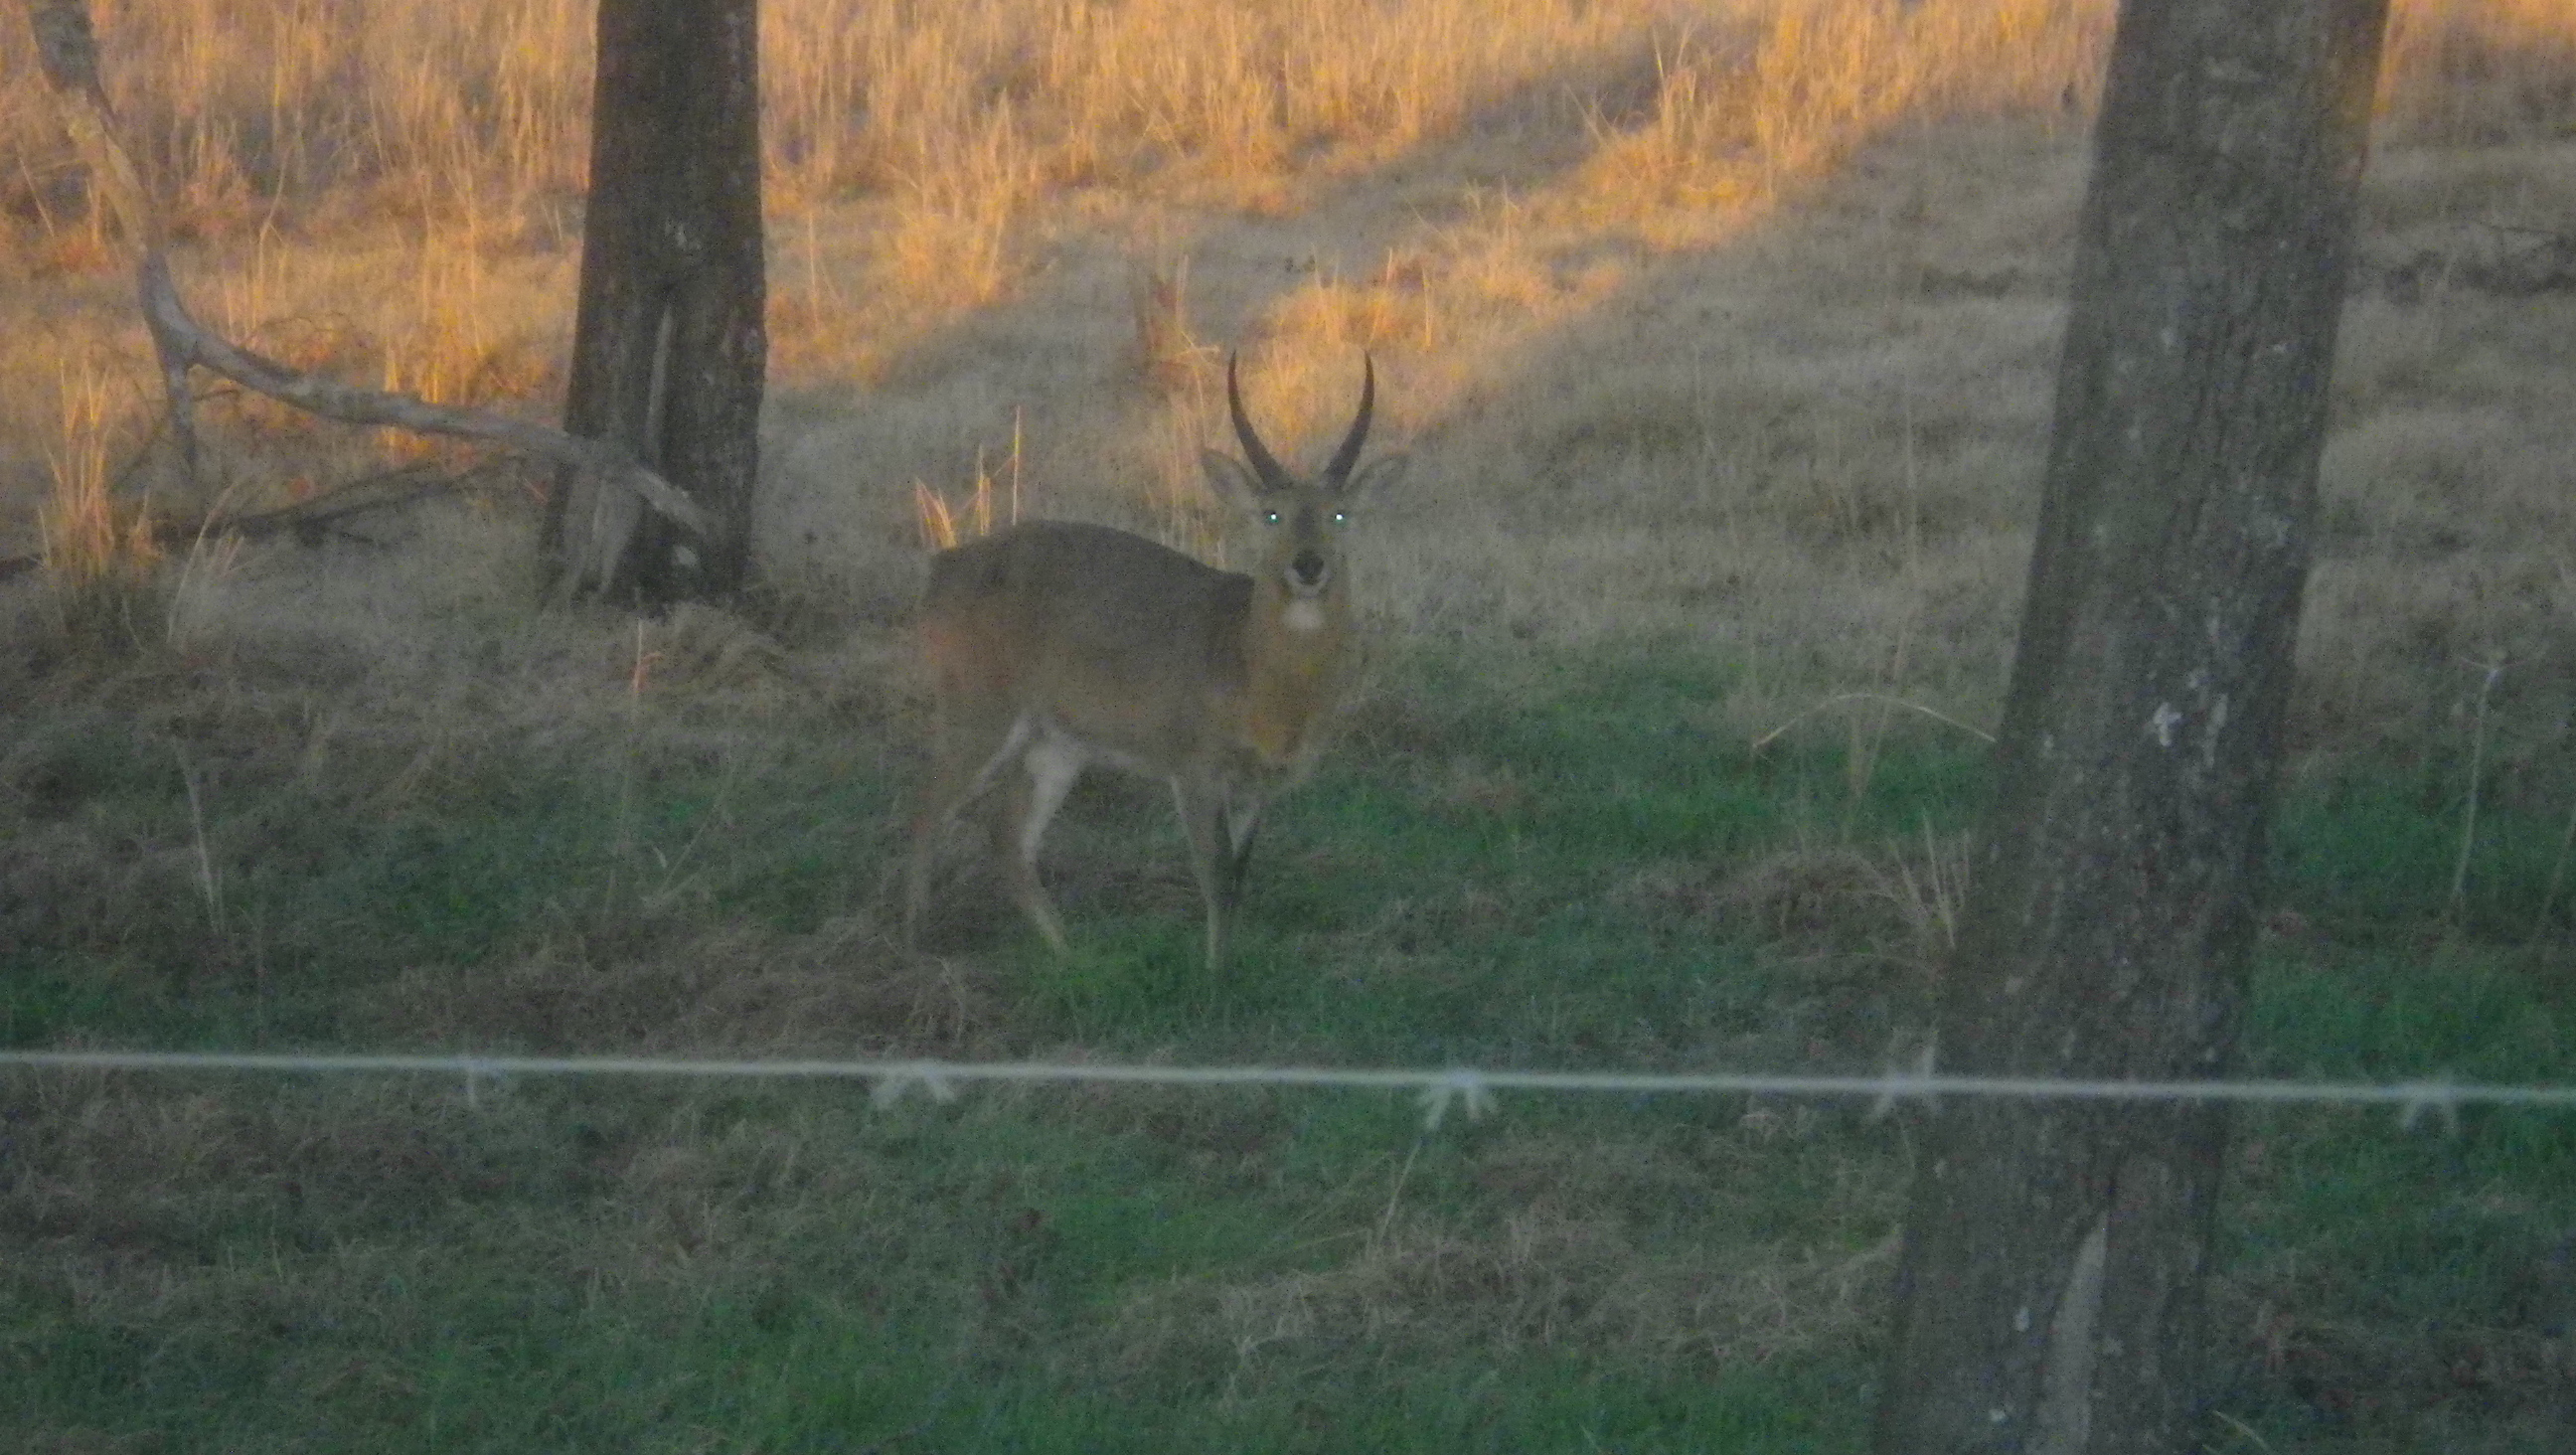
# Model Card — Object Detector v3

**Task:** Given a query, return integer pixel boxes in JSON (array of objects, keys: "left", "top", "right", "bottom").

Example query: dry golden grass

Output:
[
  {"left": 0, "top": 0, "right": 2570, "bottom": 748},
  {"left": 33, "top": 363, "right": 163, "bottom": 649},
  {"left": 2381, "top": 0, "right": 2576, "bottom": 139},
  {"left": 1567, "top": 0, "right": 2110, "bottom": 233}
]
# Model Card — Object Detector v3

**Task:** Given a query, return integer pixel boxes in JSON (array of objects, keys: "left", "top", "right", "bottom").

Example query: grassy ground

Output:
[
  {"left": 4, "top": 642, "right": 2571, "bottom": 1451},
  {"left": 5, "top": 0, "right": 2576, "bottom": 1449}
]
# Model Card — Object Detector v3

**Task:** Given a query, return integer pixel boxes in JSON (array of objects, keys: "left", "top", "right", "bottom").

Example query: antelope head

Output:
[{"left": 1200, "top": 354, "right": 1408, "bottom": 617}]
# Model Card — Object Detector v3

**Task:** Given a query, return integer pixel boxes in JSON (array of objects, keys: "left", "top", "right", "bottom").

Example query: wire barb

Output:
[
  {"left": 458, "top": 1055, "right": 504, "bottom": 1108},
  {"left": 1870, "top": 1044, "right": 1942, "bottom": 1122},
  {"left": 1418, "top": 1069, "right": 1495, "bottom": 1130},
  {"left": 872, "top": 1061, "right": 961, "bottom": 1108},
  {"left": 2395, "top": 1078, "right": 2463, "bottom": 1137}
]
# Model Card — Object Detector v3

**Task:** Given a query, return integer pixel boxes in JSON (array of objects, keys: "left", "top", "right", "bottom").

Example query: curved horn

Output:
[
  {"left": 1323, "top": 353, "right": 1375, "bottom": 484},
  {"left": 1226, "top": 353, "right": 1291, "bottom": 489}
]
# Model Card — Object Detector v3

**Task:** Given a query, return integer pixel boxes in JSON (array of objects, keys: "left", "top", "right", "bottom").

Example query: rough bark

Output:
[
  {"left": 1869, "top": 2, "right": 2391, "bottom": 1452},
  {"left": 544, "top": 0, "right": 767, "bottom": 605}
]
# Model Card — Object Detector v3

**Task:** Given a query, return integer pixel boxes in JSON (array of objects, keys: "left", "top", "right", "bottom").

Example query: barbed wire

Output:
[{"left": 5, "top": 1049, "right": 2570, "bottom": 1131}]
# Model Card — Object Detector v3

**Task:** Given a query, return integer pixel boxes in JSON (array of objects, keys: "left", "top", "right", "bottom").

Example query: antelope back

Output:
[{"left": 918, "top": 519, "right": 1252, "bottom": 767}]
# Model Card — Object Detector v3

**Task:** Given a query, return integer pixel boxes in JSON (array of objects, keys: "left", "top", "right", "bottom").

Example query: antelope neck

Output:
[{"left": 1235, "top": 573, "right": 1347, "bottom": 765}]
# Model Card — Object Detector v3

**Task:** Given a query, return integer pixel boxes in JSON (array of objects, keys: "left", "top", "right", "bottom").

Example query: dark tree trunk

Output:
[
  {"left": 544, "top": 0, "right": 767, "bottom": 605},
  {"left": 1870, "top": 2, "right": 2390, "bottom": 1451}
]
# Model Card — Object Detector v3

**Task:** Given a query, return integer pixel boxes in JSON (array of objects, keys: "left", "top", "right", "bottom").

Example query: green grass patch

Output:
[
  {"left": 5, "top": 643, "right": 2572, "bottom": 1451},
  {"left": 2214, "top": 949, "right": 2576, "bottom": 1452}
]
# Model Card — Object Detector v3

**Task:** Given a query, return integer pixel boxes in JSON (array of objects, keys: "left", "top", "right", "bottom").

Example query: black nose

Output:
[{"left": 1291, "top": 551, "right": 1328, "bottom": 586}]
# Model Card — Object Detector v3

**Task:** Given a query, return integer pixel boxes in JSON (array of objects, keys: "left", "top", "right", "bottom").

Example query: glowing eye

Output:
[
  {"left": 1263, "top": 511, "right": 1283, "bottom": 526},
  {"left": 1332, "top": 511, "right": 1348, "bottom": 526}
]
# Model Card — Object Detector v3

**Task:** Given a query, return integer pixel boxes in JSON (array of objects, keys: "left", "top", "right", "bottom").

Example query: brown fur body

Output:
[{"left": 903, "top": 357, "right": 1403, "bottom": 969}]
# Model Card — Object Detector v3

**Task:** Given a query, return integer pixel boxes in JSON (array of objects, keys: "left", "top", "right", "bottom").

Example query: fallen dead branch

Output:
[{"left": 23, "top": 0, "right": 707, "bottom": 547}]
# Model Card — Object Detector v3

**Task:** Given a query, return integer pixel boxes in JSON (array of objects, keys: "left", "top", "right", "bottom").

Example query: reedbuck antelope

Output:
[{"left": 904, "top": 354, "right": 1406, "bottom": 968}]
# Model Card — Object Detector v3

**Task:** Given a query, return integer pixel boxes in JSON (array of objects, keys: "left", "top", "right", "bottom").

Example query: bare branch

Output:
[
  {"left": 23, "top": 0, "right": 707, "bottom": 541},
  {"left": 134, "top": 255, "right": 708, "bottom": 535}
]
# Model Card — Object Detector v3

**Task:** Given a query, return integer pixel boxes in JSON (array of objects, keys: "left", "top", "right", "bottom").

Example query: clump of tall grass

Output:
[
  {"left": 1576, "top": 0, "right": 2108, "bottom": 225},
  {"left": 36, "top": 367, "right": 162, "bottom": 650},
  {"left": 2379, "top": 0, "right": 2576, "bottom": 142},
  {"left": 760, "top": 0, "right": 1656, "bottom": 205},
  {"left": 911, "top": 413, "right": 1023, "bottom": 552}
]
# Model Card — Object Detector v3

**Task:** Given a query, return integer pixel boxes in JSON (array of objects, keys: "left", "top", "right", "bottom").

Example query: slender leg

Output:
[
  {"left": 996, "top": 732, "right": 1082, "bottom": 954},
  {"left": 1173, "top": 776, "right": 1235, "bottom": 970},
  {"left": 905, "top": 713, "right": 1032, "bottom": 949},
  {"left": 1220, "top": 792, "right": 1265, "bottom": 906}
]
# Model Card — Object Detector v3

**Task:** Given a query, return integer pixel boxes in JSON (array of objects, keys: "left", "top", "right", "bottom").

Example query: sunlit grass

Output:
[{"left": 35, "top": 364, "right": 162, "bottom": 649}]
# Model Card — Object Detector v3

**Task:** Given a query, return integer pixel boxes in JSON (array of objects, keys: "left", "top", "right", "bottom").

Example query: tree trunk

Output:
[
  {"left": 1869, "top": 2, "right": 2390, "bottom": 1451},
  {"left": 545, "top": 0, "right": 767, "bottom": 605}
]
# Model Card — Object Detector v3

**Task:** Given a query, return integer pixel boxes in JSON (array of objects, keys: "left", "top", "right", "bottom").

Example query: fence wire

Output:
[{"left": 6, "top": 1049, "right": 2570, "bottom": 1131}]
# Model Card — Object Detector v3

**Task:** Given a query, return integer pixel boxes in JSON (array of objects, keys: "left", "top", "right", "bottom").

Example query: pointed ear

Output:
[
  {"left": 1201, "top": 449, "right": 1266, "bottom": 512},
  {"left": 1338, "top": 452, "right": 1408, "bottom": 508}
]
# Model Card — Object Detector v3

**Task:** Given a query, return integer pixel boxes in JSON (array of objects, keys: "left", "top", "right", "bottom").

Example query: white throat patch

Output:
[{"left": 1281, "top": 599, "right": 1327, "bottom": 633}]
